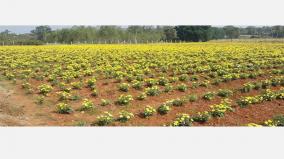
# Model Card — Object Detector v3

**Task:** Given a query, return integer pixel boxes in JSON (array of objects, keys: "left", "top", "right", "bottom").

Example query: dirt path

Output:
[{"left": 0, "top": 81, "right": 32, "bottom": 126}]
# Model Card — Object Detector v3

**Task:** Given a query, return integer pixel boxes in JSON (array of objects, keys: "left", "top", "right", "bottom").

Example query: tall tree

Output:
[
  {"left": 163, "top": 26, "right": 177, "bottom": 41},
  {"left": 175, "top": 26, "right": 212, "bottom": 42},
  {"left": 31, "top": 25, "right": 52, "bottom": 41},
  {"left": 223, "top": 26, "right": 240, "bottom": 40}
]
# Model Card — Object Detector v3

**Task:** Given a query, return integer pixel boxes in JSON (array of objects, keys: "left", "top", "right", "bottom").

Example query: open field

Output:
[{"left": 0, "top": 42, "right": 284, "bottom": 126}]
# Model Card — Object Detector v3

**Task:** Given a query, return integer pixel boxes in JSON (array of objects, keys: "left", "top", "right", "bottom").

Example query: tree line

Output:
[{"left": 1, "top": 25, "right": 284, "bottom": 45}]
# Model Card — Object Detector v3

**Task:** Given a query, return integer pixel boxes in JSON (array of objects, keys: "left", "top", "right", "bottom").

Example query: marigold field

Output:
[{"left": 0, "top": 42, "right": 284, "bottom": 126}]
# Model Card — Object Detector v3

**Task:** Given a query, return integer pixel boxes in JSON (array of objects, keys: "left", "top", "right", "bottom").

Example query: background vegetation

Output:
[{"left": 0, "top": 25, "right": 284, "bottom": 45}]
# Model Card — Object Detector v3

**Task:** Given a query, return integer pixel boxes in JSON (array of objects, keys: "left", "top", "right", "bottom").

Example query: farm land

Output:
[{"left": 0, "top": 42, "right": 283, "bottom": 126}]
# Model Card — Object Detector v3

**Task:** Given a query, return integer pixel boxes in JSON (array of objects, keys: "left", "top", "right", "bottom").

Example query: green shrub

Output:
[
  {"left": 164, "top": 84, "right": 174, "bottom": 93},
  {"left": 172, "top": 98, "right": 185, "bottom": 107},
  {"left": 210, "top": 99, "right": 232, "bottom": 117},
  {"left": 176, "top": 83, "right": 188, "bottom": 92},
  {"left": 100, "top": 99, "right": 111, "bottom": 106},
  {"left": 56, "top": 103, "right": 73, "bottom": 114},
  {"left": 171, "top": 114, "right": 193, "bottom": 126},
  {"left": 273, "top": 115, "right": 284, "bottom": 126},
  {"left": 91, "top": 89, "right": 98, "bottom": 97},
  {"left": 241, "top": 83, "right": 255, "bottom": 93},
  {"left": 86, "top": 77, "right": 96, "bottom": 87},
  {"left": 217, "top": 89, "right": 233, "bottom": 98},
  {"left": 200, "top": 80, "right": 210, "bottom": 87},
  {"left": 187, "top": 94, "right": 198, "bottom": 102},
  {"left": 71, "top": 81, "right": 83, "bottom": 89},
  {"left": 132, "top": 80, "right": 143, "bottom": 90},
  {"left": 158, "top": 77, "right": 169, "bottom": 86},
  {"left": 169, "top": 77, "right": 178, "bottom": 83},
  {"left": 38, "top": 84, "right": 53, "bottom": 95},
  {"left": 190, "top": 75, "right": 199, "bottom": 81},
  {"left": 118, "top": 83, "right": 130, "bottom": 92},
  {"left": 179, "top": 74, "right": 189, "bottom": 81},
  {"left": 145, "top": 78, "right": 157, "bottom": 87},
  {"left": 57, "top": 91, "right": 72, "bottom": 101},
  {"left": 136, "top": 93, "right": 147, "bottom": 100},
  {"left": 192, "top": 111, "right": 210, "bottom": 123},
  {"left": 191, "top": 81, "right": 200, "bottom": 88},
  {"left": 70, "top": 95, "right": 81, "bottom": 101},
  {"left": 118, "top": 111, "right": 134, "bottom": 122},
  {"left": 262, "top": 89, "right": 276, "bottom": 101},
  {"left": 203, "top": 92, "right": 215, "bottom": 100},
  {"left": 145, "top": 86, "right": 160, "bottom": 96},
  {"left": 95, "top": 112, "right": 114, "bottom": 126},
  {"left": 261, "top": 80, "right": 271, "bottom": 89},
  {"left": 237, "top": 96, "right": 262, "bottom": 108},
  {"left": 36, "top": 95, "right": 45, "bottom": 105},
  {"left": 116, "top": 94, "right": 133, "bottom": 105},
  {"left": 80, "top": 98, "right": 95, "bottom": 111},
  {"left": 142, "top": 106, "right": 156, "bottom": 118},
  {"left": 22, "top": 82, "right": 31, "bottom": 89},
  {"left": 157, "top": 104, "right": 171, "bottom": 115}
]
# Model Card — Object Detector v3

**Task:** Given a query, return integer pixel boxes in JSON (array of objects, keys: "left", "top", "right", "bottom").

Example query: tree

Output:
[
  {"left": 31, "top": 25, "right": 52, "bottom": 41},
  {"left": 210, "top": 27, "right": 225, "bottom": 39},
  {"left": 271, "top": 25, "right": 284, "bottom": 38},
  {"left": 175, "top": 26, "right": 212, "bottom": 42},
  {"left": 163, "top": 26, "right": 177, "bottom": 41},
  {"left": 223, "top": 26, "right": 240, "bottom": 40}
]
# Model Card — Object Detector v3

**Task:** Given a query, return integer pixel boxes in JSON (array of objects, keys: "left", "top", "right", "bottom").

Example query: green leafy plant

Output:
[
  {"left": 56, "top": 91, "right": 72, "bottom": 101},
  {"left": 190, "top": 75, "right": 199, "bottom": 81},
  {"left": 56, "top": 103, "right": 73, "bottom": 114},
  {"left": 95, "top": 112, "right": 114, "bottom": 126},
  {"left": 157, "top": 104, "right": 171, "bottom": 115},
  {"left": 187, "top": 94, "right": 198, "bottom": 102},
  {"left": 22, "top": 82, "right": 31, "bottom": 89},
  {"left": 192, "top": 111, "right": 210, "bottom": 123},
  {"left": 36, "top": 95, "right": 45, "bottom": 105},
  {"left": 118, "top": 83, "right": 130, "bottom": 92},
  {"left": 132, "top": 80, "right": 143, "bottom": 90},
  {"left": 200, "top": 80, "right": 210, "bottom": 87},
  {"left": 100, "top": 99, "right": 111, "bottom": 106},
  {"left": 272, "top": 115, "right": 284, "bottom": 126},
  {"left": 116, "top": 94, "right": 133, "bottom": 105},
  {"left": 172, "top": 98, "right": 185, "bottom": 107},
  {"left": 91, "top": 89, "right": 98, "bottom": 97},
  {"left": 86, "top": 77, "right": 96, "bottom": 87},
  {"left": 136, "top": 93, "right": 147, "bottom": 100},
  {"left": 145, "top": 86, "right": 160, "bottom": 96},
  {"left": 164, "top": 84, "right": 173, "bottom": 93},
  {"left": 118, "top": 111, "right": 134, "bottom": 122},
  {"left": 142, "top": 106, "right": 156, "bottom": 118},
  {"left": 38, "top": 84, "right": 53, "bottom": 95},
  {"left": 179, "top": 74, "right": 189, "bottom": 81},
  {"left": 158, "top": 77, "right": 169, "bottom": 86},
  {"left": 237, "top": 96, "right": 262, "bottom": 108},
  {"left": 80, "top": 98, "right": 95, "bottom": 111},
  {"left": 217, "top": 89, "right": 233, "bottom": 98},
  {"left": 71, "top": 81, "right": 83, "bottom": 89},
  {"left": 210, "top": 99, "right": 232, "bottom": 117},
  {"left": 176, "top": 83, "right": 188, "bottom": 92},
  {"left": 145, "top": 78, "right": 157, "bottom": 87},
  {"left": 169, "top": 77, "right": 178, "bottom": 83},
  {"left": 203, "top": 92, "right": 215, "bottom": 100},
  {"left": 171, "top": 114, "right": 193, "bottom": 126}
]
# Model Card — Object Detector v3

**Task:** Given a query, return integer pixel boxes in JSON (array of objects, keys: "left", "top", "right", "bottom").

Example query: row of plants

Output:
[
  {"left": 237, "top": 88, "right": 284, "bottom": 108},
  {"left": 247, "top": 115, "right": 284, "bottom": 127},
  {"left": 170, "top": 99, "right": 233, "bottom": 126},
  {"left": 240, "top": 76, "right": 284, "bottom": 93}
]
